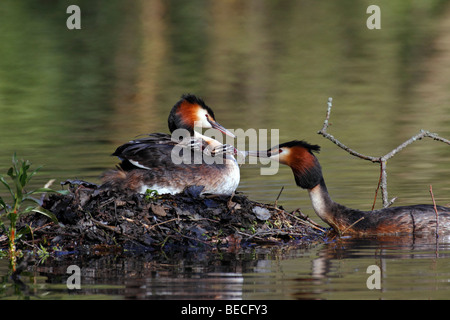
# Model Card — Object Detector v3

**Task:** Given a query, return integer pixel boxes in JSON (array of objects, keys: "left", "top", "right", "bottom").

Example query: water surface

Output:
[{"left": 2, "top": 236, "right": 450, "bottom": 300}]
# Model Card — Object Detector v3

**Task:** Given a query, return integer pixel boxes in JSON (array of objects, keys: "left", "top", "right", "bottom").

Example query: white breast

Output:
[
  {"left": 139, "top": 184, "right": 183, "bottom": 195},
  {"left": 211, "top": 155, "right": 240, "bottom": 195},
  {"left": 138, "top": 156, "right": 240, "bottom": 196}
]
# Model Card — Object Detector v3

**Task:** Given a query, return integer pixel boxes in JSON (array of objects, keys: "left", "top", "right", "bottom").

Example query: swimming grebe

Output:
[
  {"left": 249, "top": 140, "right": 450, "bottom": 235},
  {"left": 101, "top": 94, "right": 240, "bottom": 195}
]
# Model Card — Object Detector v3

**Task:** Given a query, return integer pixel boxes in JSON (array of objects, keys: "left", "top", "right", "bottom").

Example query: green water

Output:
[{"left": 1, "top": 0, "right": 450, "bottom": 300}]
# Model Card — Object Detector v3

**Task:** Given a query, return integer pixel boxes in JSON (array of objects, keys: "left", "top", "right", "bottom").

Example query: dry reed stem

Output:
[
  {"left": 429, "top": 185, "right": 440, "bottom": 236},
  {"left": 341, "top": 217, "right": 365, "bottom": 236}
]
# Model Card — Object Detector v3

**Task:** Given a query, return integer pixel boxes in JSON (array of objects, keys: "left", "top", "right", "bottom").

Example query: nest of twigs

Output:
[{"left": 15, "top": 180, "right": 326, "bottom": 254}]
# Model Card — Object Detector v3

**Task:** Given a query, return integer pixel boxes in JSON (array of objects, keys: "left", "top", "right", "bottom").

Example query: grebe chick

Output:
[
  {"left": 101, "top": 94, "right": 239, "bottom": 196},
  {"left": 249, "top": 140, "right": 450, "bottom": 235}
]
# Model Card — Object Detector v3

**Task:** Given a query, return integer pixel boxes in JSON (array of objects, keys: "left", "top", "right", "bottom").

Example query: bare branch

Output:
[
  {"left": 317, "top": 97, "right": 450, "bottom": 208},
  {"left": 318, "top": 98, "right": 379, "bottom": 162},
  {"left": 382, "top": 130, "right": 450, "bottom": 161}
]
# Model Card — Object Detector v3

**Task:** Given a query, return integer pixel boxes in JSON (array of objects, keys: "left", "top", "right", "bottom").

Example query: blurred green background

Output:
[{"left": 1, "top": 0, "right": 450, "bottom": 223}]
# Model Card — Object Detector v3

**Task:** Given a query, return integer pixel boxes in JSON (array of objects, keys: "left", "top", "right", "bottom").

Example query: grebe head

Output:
[
  {"left": 168, "top": 94, "right": 235, "bottom": 138},
  {"left": 249, "top": 140, "right": 323, "bottom": 189}
]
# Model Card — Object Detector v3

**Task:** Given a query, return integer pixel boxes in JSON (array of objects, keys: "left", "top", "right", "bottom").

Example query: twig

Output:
[
  {"left": 123, "top": 217, "right": 179, "bottom": 231},
  {"left": 274, "top": 186, "right": 284, "bottom": 208},
  {"left": 371, "top": 167, "right": 383, "bottom": 211},
  {"left": 341, "top": 217, "right": 365, "bottom": 235},
  {"left": 318, "top": 98, "right": 379, "bottom": 162},
  {"left": 429, "top": 185, "right": 440, "bottom": 236},
  {"left": 318, "top": 97, "right": 450, "bottom": 208},
  {"left": 283, "top": 210, "right": 326, "bottom": 232},
  {"left": 91, "top": 218, "right": 121, "bottom": 233},
  {"left": 29, "top": 222, "right": 53, "bottom": 233},
  {"left": 236, "top": 228, "right": 308, "bottom": 241},
  {"left": 266, "top": 201, "right": 325, "bottom": 232}
]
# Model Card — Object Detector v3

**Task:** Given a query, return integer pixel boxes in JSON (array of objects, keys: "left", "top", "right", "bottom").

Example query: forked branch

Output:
[{"left": 317, "top": 97, "right": 450, "bottom": 208}]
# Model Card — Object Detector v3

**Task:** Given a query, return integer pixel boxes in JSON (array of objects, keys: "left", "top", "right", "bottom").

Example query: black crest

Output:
[
  {"left": 168, "top": 94, "right": 215, "bottom": 133},
  {"left": 277, "top": 140, "right": 321, "bottom": 154}
]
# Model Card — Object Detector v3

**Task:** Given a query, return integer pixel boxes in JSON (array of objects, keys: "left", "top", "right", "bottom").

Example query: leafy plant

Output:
[
  {"left": 144, "top": 189, "right": 159, "bottom": 202},
  {"left": 0, "top": 154, "right": 68, "bottom": 271}
]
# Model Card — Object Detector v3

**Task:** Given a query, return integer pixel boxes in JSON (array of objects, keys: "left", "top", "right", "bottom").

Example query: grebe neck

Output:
[
  {"left": 307, "top": 177, "right": 365, "bottom": 232},
  {"left": 307, "top": 178, "right": 335, "bottom": 226}
]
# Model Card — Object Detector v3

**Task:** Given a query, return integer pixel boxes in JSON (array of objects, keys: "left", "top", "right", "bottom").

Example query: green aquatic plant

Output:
[{"left": 0, "top": 154, "right": 68, "bottom": 271}]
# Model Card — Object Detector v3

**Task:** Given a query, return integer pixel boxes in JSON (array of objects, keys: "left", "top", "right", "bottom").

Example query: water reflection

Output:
[
  {"left": 301, "top": 235, "right": 450, "bottom": 299},
  {"left": 2, "top": 235, "right": 448, "bottom": 300},
  {"left": 31, "top": 250, "right": 258, "bottom": 299}
]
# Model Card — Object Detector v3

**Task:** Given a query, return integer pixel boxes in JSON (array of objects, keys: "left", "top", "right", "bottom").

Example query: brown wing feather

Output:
[
  {"left": 103, "top": 133, "right": 236, "bottom": 194},
  {"left": 112, "top": 133, "right": 225, "bottom": 172}
]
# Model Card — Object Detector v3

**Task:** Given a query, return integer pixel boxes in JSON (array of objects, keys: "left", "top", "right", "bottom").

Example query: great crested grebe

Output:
[
  {"left": 249, "top": 140, "right": 450, "bottom": 235},
  {"left": 101, "top": 94, "right": 240, "bottom": 195}
]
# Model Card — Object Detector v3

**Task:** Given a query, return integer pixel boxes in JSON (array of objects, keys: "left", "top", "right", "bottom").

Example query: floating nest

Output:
[{"left": 14, "top": 181, "right": 326, "bottom": 255}]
